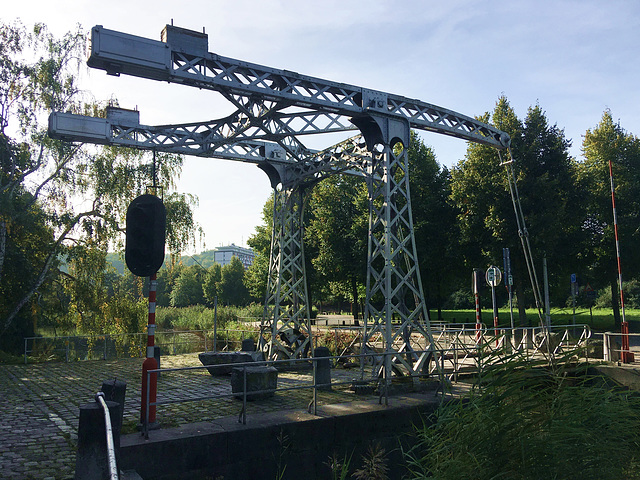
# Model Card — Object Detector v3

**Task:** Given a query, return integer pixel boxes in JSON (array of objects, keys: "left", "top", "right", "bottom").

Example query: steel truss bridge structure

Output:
[{"left": 49, "top": 24, "right": 511, "bottom": 381}]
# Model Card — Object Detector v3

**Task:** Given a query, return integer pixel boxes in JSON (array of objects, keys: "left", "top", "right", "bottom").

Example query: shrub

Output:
[
  {"left": 443, "top": 288, "right": 474, "bottom": 310},
  {"left": 155, "top": 303, "right": 265, "bottom": 332},
  {"left": 594, "top": 279, "right": 640, "bottom": 309}
]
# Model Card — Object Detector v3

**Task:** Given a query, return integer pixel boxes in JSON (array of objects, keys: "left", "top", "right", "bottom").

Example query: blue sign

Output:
[{"left": 570, "top": 273, "right": 577, "bottom": 284}]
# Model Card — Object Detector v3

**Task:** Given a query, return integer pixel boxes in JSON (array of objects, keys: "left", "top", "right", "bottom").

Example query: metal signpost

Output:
[
  {"left": 571, "top": 273, "right": 577, "bottom": 330},
  {"left": 472, "top": 269, "right": 483, "bottom": 343},
  {"left": 503, "top": 248, "right": 514, "bottom": 333},
  {"left": 486, "top": 266, "right": 502, "bottom": 343}
]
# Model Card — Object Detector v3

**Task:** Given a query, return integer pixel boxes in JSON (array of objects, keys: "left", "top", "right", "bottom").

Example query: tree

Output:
[
  {"left": 0, "top": 21, "right": 199, "bottom": 347},
  {"left": 218, "top": 256, "right": 249, "bottom": 306},
  {"left": 170, "top": 265, "right": 206, "bottom": 307},
  {"left": 407, "top": 131, "right": 460, "bottom": 318},
  {"left": 0, "top": 138, "right": 57, "bottom": 346},
  {"left": 577, "top": 110, "right": 640, "bottom": 327},
  {"left": 450, "top": 97, "right": 577, "bottom": 324},
  {"left": 203, "top": 263, "right": 222, "bottom": 305},
  {"left": 155, "top": 263, "right": 182, "bottom": 307},
  {"left": 306, "top": 174, "right": 368, "bottom": 318},
  {"left": 245, "top": 194, "right": 273, "bottom": 302},
  {"left": 516, "top": 104, "right": 582, "bottom": 306}
]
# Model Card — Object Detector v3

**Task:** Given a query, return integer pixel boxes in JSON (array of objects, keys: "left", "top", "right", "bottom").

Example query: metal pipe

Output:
[
  {"left": 213, "top": 295, "right": 218, "bottom": 353},
  {"left": 241, "top": 366, "right": 247, "bottom": 425},
  {"left": 312, "top": 357, "right": 318, "bottom": 415},
  {"left": 145, "top": 370, "right": 150, "bottom": 439},
  {"left": 95, "top": 392, "right": 119, "bottom": 480}
]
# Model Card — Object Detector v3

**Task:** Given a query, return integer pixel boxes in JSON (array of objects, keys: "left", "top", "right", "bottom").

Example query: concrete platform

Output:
[{"left": 120, "top": 390, "right": 463, "bottom": 479}]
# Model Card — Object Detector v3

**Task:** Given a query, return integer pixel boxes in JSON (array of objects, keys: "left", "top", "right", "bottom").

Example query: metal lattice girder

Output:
[
  {"left": 262, "top": 187, "right": 312, "bottom": 360},
  {"left": 48, "top": 109, "right": 313, "bottom": 164},
  {"left": 48, "top": 109, "right": 366, "bottom": 177},
  {"left": 288, "top": 135, "right": 372, "bottom": 185},
  {"left": 86, "top": 25, "right": 509, "bottom": 149},
  {"left": 362, "top": 116, "right": 436, "bottom": 378}
]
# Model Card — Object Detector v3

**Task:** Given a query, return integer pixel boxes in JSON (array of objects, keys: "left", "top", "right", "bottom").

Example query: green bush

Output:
[
  {"left": 595, "top": 279, "right": 640, "bottom": 309},
  {"left": 0, "top": 350, "right": 25, "bottom": 364},
  {"left": 155, "top": 303, "right": 265, "bottom": 332},
  {"left": 443, "top": 288, "right": 474, "bottom": 310}
]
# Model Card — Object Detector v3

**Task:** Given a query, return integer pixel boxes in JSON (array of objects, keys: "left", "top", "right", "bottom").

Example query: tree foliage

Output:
[
  {"left": 203, "top": 263, "right": 222, "bottom": 305},
  {"left": 245, "top": 194, "right": 273, "bottom": 301},
  {"left": 0, "top": 21, "right": 198, "bottom": 347},
  {"left": 170, "top": 265, "right": 206, "bottom": 307},
  {"left": 306, "top": 175, "right": 368, "bottom": 317},
  {"left": 577, "top": 110, "right": 640, "bottom": 325},
  {"left": 407, "top": 131, "right": 459, "bottom": 318},
  {"left": 450, "top": 97, "right": 578, "bottom": 321},
  {"left": 218, "top": 256, "right": 250, "bottom": 306}
]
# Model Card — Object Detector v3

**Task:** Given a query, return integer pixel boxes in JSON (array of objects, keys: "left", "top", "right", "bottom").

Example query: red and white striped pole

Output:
[
  {"left": 609, "top": 159, "right": 630, "bottom": 362},
  {"left": 141, "top": 273, "right": 158, "bottom": 426}
]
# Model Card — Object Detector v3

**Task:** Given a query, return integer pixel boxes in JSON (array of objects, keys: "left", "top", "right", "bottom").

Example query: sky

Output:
[{"left": 3, "top": 1, "right": 640, "bottom": 253}]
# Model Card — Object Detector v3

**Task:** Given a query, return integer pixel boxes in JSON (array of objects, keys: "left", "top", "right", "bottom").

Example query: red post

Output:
[{"left": 140, "top": 273, "right": 158, "bottom": 426}]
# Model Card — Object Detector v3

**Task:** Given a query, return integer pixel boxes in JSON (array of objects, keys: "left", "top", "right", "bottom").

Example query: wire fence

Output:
[
  {"left": 23, "top": 328, "right": 262, "bottom": 364},
  {"left": 23, "top": 323, "right": 598, "bottom": 366}
]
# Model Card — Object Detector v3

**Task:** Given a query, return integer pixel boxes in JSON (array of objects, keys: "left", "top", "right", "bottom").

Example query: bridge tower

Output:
[{"left": 49, "top": 24, "right": 510, "bottom": 380}]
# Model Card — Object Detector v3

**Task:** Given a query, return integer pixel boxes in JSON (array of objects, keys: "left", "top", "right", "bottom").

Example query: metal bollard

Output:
[
  {"left": 101, "top": 379, "right": 127, "bottom": 435},
  {"left": 314, "top": 346, "right": 332, "bottom": 391}
]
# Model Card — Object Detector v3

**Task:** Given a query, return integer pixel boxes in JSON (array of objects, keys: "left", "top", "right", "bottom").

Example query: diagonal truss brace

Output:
[{"left": 260, "top": 186, "right": 313, "bottom": 360}]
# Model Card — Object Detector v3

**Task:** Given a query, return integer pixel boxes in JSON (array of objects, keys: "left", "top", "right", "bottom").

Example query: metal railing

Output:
[
  {"left": 430, "top": 324, "right": 592, "bottom": 382},
  {"left": 603, "top": 330, "right": 639, "bottom": 362},
  {"left": 140, "top": 323, "right": 593, "bottom": 438},
  {"left": 141, "top": 349, "right": 435, "bottom": 438},
  {"left": 95, "top": 392, "right": 119, "bottom": 480},
  {"left": 23, "top": 323, "right": 592, "bottom": 367}
]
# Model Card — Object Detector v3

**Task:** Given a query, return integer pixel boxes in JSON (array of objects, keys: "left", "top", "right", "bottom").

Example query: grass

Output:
[{"left": 404, "top": 353, "right": 640, "bottom": 480}]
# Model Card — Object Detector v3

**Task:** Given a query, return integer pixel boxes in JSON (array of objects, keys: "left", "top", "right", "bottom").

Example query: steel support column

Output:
[
  {"left": 261, "top": 186, "right": 313, "bottom": 360},
  {"left": 360, "top": 116, "right": 435, "bottom": 381}
]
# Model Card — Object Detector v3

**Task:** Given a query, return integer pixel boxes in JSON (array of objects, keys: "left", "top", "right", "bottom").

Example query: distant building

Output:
[{"left": 214, "top": 244, "right": 255, "bottom": 269}]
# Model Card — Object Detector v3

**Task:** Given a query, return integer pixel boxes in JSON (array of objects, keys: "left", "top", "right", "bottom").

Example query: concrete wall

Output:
[{"left": 120, "top": 393, "right": 441, "bottom": 479}]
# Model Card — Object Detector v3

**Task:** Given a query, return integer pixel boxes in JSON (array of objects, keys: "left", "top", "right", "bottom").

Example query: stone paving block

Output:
[{"left": 0, "top": 352, "right": 373, "bottom": 479}]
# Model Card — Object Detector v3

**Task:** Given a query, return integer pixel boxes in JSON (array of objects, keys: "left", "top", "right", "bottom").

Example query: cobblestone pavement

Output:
[{"left": 0, "top": 354, "right": 369, "bottom": 479}]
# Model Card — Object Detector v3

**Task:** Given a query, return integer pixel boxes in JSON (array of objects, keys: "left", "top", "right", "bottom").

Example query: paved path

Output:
[{"left": 0, "top": 354, "right": 367, "bottom": 479}]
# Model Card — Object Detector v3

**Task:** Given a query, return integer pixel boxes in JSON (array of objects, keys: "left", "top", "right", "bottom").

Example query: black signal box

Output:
[{"left": 125, "top": 194, "right": 166, "bottom": 277}]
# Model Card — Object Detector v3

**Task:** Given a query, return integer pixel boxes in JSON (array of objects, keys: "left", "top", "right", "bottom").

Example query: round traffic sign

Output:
[{"left": 486, "top": 266, "right": 502, "bottom": 287}]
